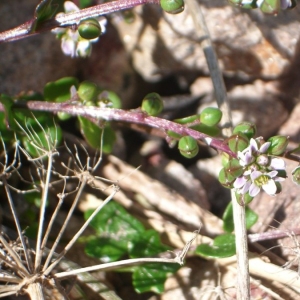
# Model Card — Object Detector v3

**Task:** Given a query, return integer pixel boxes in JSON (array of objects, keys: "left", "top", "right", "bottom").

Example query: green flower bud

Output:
[
  {"left": 178, "top": 136, "right": 199, "bottom": 158},
  {"left": 218, "top": 168, "right": 235, "bottom": 189},
  {"left": 160, "top": 0, "right": 184, "bottom": 14},
  {"left": 78, "top": 18, "right": 102, "bottom": 40},
  {"left": 267, "top": 135, "right": 289, "bottom": 155},
  {"left": 292, "top": 166, "right": 300, "bottom": 185},
  {"left": 200, "top": 107, "right": 222, "bottom": 127},
  {"left": 78, "top": 81, "right": 98, "bottom": 103},
  {"left": 141, "top": 92, "right": 163, "bottom": 116},
  {"left": 233, "top": 122, "right": 256, "bottom": 140},
  {"left": 224, "top": 158, "right": 244, "bottom": 178},
  {"left": 227, "top": 132, "right": 249, "bottom": 153}
]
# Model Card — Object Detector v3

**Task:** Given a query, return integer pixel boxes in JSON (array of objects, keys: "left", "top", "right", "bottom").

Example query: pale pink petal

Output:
[
  {"left": 259, "top": 142, "right": 271, "bottom": 154},
  {"left": 234, "top": 176, "right": 247, "bottom": 189},
  {"left": 249, "top": 184, "right": 260, "bottom": 197}
]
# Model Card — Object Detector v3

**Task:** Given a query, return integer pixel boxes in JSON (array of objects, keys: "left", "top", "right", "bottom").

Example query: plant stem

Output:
[
  {"left": 0, "top": 0, "right": 160, "bottom": 43},
  {"left": 185, "top": 1, "right": 249, "bottom": 298},
  {"left": 6, "top": 101, "right": 236, "bottom": 158},
  {"left": 55, "top": 257, "right": 179, "bottom": 279}
]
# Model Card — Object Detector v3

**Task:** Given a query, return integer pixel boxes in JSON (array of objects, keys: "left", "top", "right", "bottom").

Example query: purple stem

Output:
[
  {"left": 8, "top": 101, "right": 236, "bottom": 157},
  {"left": 0, "top": 0, "right": 160, "bottom": 43}
]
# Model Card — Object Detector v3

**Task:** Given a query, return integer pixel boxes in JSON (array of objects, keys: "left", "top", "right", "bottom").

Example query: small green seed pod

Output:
[
  {"left": 160, "top": 0, "right": 184, "bottom": 14},
  {"left": 223, "top": 158, "right": 244, "bottom": 179},
  {"left": 78, "top": 80, "right": 98, "bottom": 103},
  {"left": 218, "top": 168, "right": 235, "bottom": 189},
  {"left": 227, "top": 132, "right": 249, "bottom": 153},
  {"left": 267, "top": 135, "right": 289, "bottom": 156},
  {"left": 233, "top": 122, "right": 256, "bottom": 140},
  {"left": 292, "top": 166, "right": 300, "bottom": 185},
  {"left": 178, "top": 136, "right": 199, "bottom": 158},
  {"left": 78, "top": 18, "right": 102, "bottom": 40},
  {"left": 200, "top": 107, "right": 222, "bottom": 127},
  {"left": 141, "top": 92, "right": 164, "bottom": 116}
]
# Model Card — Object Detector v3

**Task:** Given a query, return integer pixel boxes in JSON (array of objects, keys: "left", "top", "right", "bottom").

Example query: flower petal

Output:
[
  {"left": 234, "top": 176, "right": 247, "bottom": 189},
  {"left": 269, "top": 158, "right": 286, "bottom": 170},
  {"left": 250, "top": 170, "right": 262, "bottom": 181},
  {"left": 249, "top": 183, "right": 260, "bottom": 197},
  {"left": 61, "top": 38, "right": 76, "bottom": 57},
  {"left": 259, "top": 142, "right": 271, "bottom": 154},
  {"left": 262, "top": 180, "right": 277, "bottom": 195},
  {"left": 64, "top": 1, "right": 80, "bottom": 13}
]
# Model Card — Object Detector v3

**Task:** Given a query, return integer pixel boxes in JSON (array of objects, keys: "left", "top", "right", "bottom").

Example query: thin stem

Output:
[
  {"left": 34, "top": 154, "right": 53, "bottom": 272},
  {"left": 42, "top": 180, "right": 86, "bottom": 271},
  {"left": 2, "top": 179, "right": 32, "bottom": 274},
  {"left": 55, "top": 257, "right": 179, "bottom": 279},
  {"left": 0, "top": 235, "right": 29, "bottom": 277},
  {"left": 0, "top": 0, "right": 160, "bottom": 43},
  {"left": 43, "top": 186, "right": 119, "bottom": 276}
]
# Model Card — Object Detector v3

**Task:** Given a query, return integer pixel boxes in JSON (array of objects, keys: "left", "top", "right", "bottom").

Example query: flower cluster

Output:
[
  {"left": 233, "top": 138, "right": 286, "bottom": 197},
  {"left": 52, "top": 1, "right": 106, "bottom": 58}
]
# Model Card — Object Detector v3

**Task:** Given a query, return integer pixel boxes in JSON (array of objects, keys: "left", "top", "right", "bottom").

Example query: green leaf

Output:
[
  {"left": 132, "top": 263, "right": 180, "bottom": 294},
  {"left": 85, "top": 236, "right": 128, "bottom": 262},
  {"left": 79, "top": 0, "right": 93, "bottom": 8},
  {"left": 32, "top": 0, "right": 58, "bottom": 31},
  {"left": 78, "top": 117, "right": 116, "bottom": 152},
  {"left": 86, "top": 201, "right": 145, "bottom": 235},
  {"left": 84, "top": 201, "right": 145, "bottom": 262},
  {"left": 190, "top": 123, "right": 220, "bottom": 136},
  {"left": 129, "top": 230, "right": 170, "bottom": 258},
  {"left": 195, "top": 233, "right": 236, "bottom": 258},
  {"left": 222, "top": 202, "right": 258, "bottom": 233},
  {"left": 44, "top": 77, "right": 79, "bottom": 103}
]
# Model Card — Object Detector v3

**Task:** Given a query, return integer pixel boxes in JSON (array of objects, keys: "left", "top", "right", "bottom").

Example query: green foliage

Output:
[
  {"left": 44, "top": 77, "right": 79, "bottom": 120},
  {"left": 196, "top": 234, "right": 236, "bottom": 258},
  {"left": 79, "top": 0, "right": 93, "bottom": 8},
  {"left": 190, "top": 123, "right": 220, "bottom": 136},
  {"left": 78, "top": 81, "right": 98, "bottom": 103},
  {"left": 32, "top": 0, "right": 58, "bottom": 31},
  {"left": 84, "top": 201, "right": 178, "bottom": 293},
  {"left": 132, "top": 263, "right": 179, "bottom": 294},
  {"left": 222, "top": 202, "right": 258, "bottom": 233},
  {"left": 178, "top": 136, "right": 199, "bottom": 158}
]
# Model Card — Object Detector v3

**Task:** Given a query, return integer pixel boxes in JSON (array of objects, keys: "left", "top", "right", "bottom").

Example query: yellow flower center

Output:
[{"left": 254, "top": 175, "right": 269, "bottom": 187}]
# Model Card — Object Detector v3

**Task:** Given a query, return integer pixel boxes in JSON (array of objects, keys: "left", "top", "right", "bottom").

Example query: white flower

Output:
[
  {"left": 52, "top": 1, "right": 107, "bottom": 58},
  {"left": 248, "top": 170, "right": 284, "bottom": 197}
]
